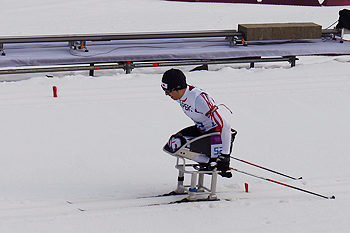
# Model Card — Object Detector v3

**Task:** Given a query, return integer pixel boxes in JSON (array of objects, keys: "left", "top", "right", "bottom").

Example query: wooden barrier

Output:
[{"left": 238, "top": 22, "right": 322, "bottom": 41}]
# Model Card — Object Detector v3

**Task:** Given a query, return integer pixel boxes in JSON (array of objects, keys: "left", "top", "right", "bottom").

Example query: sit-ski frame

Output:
[
  {"left": 164, "top": 132, "right": 222, "bottom": 201},
  {"left": 174, "top": 156, "right": 219, "bottom": 201}
]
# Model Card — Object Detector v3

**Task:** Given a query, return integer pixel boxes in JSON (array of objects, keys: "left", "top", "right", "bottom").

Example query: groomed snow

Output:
[{"left": 1, "top": 1, "right": 350, "bottom": 232}]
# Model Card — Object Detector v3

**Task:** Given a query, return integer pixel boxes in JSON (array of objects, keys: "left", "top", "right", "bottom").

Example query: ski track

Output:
[{"left": 1, "top": 175, "right": 347, "bottom": 221}]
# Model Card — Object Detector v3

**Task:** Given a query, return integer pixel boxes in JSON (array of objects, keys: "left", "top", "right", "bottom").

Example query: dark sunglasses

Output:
[{"left": 162, "top": 87, "right": 176, "bottom": 94}]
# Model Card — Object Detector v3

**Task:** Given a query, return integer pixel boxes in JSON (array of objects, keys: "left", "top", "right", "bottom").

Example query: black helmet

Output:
[{"left": 161, "top": 69, "right": 187, "bottom": 91}]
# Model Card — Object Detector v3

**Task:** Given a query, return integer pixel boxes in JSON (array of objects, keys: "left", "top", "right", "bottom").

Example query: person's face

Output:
[{"left": 165, "top": 89, "right": 183, "bottom": 100}]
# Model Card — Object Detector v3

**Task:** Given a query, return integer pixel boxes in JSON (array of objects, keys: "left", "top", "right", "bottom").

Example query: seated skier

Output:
[{"left": 161, "top": 68, "right": 235, "bottom": 178}]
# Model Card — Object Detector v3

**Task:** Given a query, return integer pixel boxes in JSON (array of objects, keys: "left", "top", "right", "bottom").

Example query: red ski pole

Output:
[
  {"left": 230, "top": 167, "right": 335, "bottom": 199},
  {"left": 230, "top": 156, "right": 302, "bottom": 180}
]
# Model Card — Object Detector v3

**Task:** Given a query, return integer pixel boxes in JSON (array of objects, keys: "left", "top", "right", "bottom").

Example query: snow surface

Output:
[{"left": 1, "top": 0, "right": 350, "bottom": 232}]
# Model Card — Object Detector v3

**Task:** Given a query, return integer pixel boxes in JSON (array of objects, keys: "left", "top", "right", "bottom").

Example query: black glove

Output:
[
  {"left": 216, "top": 154, "right": 232, "bottom": 178},
  {"left": 216, "top": 154, "right": 230, "bottom": 171}
]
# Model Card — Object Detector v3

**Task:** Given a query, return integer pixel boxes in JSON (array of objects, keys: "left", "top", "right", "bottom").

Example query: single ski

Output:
[
  {"left": 147, "top": 197, "right": 232, "bottom": 207},
  {"left": 69, "top": 194, "right": 193, "bottom": 212},
  {"left": 67, "top": 190, "right": 187, "bottom": 206},
  {"left": 137, "top": 190, "right": 188, "bottom": 199},
  {"left": 71, "top": 193, "right": 234, "bottom": 211}
]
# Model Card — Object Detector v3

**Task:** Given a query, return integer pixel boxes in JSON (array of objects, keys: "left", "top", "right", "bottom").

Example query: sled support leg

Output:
[
  {"left": 176, "top": 158, "right": 186, "bottom": 194},
  {"left": 189, "top": 172, "right": 198, "bottom": 200},
  {"left": 209, "top": 169, "right": 218, "bottom": 200},
  {"left": 198, "top": 173, "right": 205, "bottom": 192}
]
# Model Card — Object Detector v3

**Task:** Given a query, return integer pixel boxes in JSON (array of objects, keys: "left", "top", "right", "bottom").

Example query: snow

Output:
[{"left": 1, "top": 0, "right": 350, "bottom": 232}]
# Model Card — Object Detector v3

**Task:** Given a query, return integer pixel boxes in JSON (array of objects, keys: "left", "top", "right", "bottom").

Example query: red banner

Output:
[
  {"left": 322, "top": 0, "right": 350, "bottom": 6},
  {"left": 166, "top": 0, "right": 350, "bottom": 6}
]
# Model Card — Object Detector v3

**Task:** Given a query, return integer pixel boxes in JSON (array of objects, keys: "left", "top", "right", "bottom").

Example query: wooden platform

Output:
[{"left": 238, "top": 22, "right": 322, "bottom": 41}]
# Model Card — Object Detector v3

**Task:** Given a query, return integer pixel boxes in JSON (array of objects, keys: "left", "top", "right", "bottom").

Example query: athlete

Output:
[{"left": 161, "top": 68, "right": 234, "bottom": 178}]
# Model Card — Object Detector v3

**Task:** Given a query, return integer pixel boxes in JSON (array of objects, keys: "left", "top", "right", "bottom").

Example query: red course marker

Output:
[{"left": 53, "top": 86, "right": 58, "bottom": 97}]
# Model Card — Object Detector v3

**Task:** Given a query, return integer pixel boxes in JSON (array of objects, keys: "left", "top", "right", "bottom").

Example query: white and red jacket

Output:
[{"left": 177, "top": 85, "right": 232, "bottom": 155}]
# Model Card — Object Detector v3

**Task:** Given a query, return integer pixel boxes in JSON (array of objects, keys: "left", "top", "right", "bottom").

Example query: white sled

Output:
[{"left": 163, "top": 129, "right": 237, "bottom": 201}]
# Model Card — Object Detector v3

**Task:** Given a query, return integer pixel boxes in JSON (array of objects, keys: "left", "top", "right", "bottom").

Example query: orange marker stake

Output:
[{"left": 245, "top": 183, "right": 249, "bottom": 193}]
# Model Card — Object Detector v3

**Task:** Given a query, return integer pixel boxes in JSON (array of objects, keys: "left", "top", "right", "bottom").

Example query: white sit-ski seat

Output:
[{"left": 163, "top": 129, "right": 237, "bottom": 201}]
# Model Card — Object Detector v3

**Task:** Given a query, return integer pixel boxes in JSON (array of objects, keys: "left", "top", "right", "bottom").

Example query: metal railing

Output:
[
  {"left": 0, "top": 29, "right": 243, "bottom": 55},
  {"left": 0, "top": 56, "right": 298, "bottom": 76},
  {"left": 0, "top": 30, "right": 242, "bottom": 43}
]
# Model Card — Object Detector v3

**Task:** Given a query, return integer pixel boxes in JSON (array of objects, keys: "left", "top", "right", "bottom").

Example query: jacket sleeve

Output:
[{"left": 195, "top": 93, "right": 232, "bottom": 155}]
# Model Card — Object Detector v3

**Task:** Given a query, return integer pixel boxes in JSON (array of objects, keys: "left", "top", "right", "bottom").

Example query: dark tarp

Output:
[
  {"left": 336, "top": 9, "right": 350, "bottom": 29},
  {"left": 166, "top": 0, "right": 321, "bottom": 6},
  {"left": 167, "top": 0, "right": 350, "bottom": 6}
]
